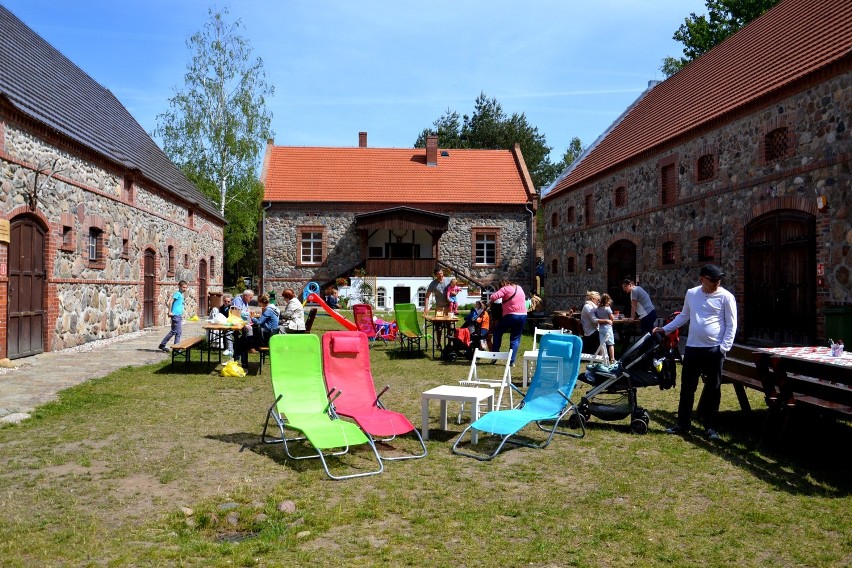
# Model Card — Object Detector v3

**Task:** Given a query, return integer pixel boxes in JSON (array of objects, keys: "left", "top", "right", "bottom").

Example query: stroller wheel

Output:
[
  {"left": 567, "top": 412, "right": 585, "bottom": 430},
  {"left": 641, "top": 410, "right": 650, "bottom": 425},
  {"left": 630, "top": 418, "right": 649, "bottom": 435},
  {"left": 444, "top": 352, "right": 458, "bottom": 362}
]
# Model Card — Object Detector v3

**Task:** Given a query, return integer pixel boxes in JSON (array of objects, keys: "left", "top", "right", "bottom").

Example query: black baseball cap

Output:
[{"left": 700, "top": 264, "right": 725, "bottom": 280}]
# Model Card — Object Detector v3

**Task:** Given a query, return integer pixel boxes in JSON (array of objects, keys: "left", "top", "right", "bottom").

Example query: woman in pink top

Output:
[{"left": 487, "top": 278, "right": 527, "bottom": 365}]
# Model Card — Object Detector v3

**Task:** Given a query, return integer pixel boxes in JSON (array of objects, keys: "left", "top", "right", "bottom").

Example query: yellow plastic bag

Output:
[{"left": 221, "top": 360, "right": 246, "bottom": 377}]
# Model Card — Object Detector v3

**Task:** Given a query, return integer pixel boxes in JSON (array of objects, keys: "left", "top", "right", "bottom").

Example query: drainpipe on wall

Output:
[{"left": 261, "top": 201, "right": 272, "bottom": 294}]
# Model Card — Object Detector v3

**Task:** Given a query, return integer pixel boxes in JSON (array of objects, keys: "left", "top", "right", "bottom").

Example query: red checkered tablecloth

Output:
[{"left": 758, "top": 346, "right": 852, "bottom": 368}]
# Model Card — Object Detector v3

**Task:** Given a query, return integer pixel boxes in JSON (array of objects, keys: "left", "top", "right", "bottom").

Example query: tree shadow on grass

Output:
[{"left": 652, "top": 408, "right": 852, "bottom": 497}]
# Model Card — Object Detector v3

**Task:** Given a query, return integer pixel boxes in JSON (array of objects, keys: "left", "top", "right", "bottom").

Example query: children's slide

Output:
[{"left": 305, "top": 292, "right": 357, "bottom": 331}]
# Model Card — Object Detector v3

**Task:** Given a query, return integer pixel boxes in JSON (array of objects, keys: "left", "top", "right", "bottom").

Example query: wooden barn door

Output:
[
  {"left": 745, "top": 210, "right": 815, "bottom": 345},
  {"left": 8, "top": 217, "right": 45, "bottom": 359},
  {"left": 607, "top": 239, "right": 636, "bottom": 316},
  {"left": 198, "top": 259, "right": 208, "bottom": 316},
  {"left": 143, "top": 249, "right": 156, "bottom": 328}
]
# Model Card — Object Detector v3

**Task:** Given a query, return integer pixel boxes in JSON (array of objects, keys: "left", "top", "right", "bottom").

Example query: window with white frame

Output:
[
  {"left": 417, "top": 287, "right": 427, "bottom": 308},
  {"left": 474, "top": 232, "right": 497, "bottom": 265},
  {"left": 377, "top": 286, "right": 387, "bottom": 308},
  {"left": 481, "top": 285, "right": 496, "bottom": 303},
  {"left": 300, "top": 231, "right": 323, "bottom": 265},
  {"left": 88, "top": 229, "right": 101, "bottom": 262}
]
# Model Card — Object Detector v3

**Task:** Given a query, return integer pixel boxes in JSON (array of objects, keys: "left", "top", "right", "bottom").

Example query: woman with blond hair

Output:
[{"left": 580, "top": 290, "right": 602, "bottom": 355}]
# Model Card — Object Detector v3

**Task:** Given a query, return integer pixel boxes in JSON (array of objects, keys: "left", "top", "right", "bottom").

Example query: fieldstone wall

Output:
[
  {"left": 440, "top": 211, "right": 533, "bottom": 286},
  {"left": 543, "top": 72, "right": 851, "bottom": 333},
  {"left": 1, "top": 122, "right": 224, "bottom": 352},
  {"left": 263, "top": 206, "right": 534, "bottom": 293}
]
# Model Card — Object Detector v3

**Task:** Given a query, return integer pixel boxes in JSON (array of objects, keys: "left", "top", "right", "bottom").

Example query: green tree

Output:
[
  {"left": 155, "top": 7, "right": 273, "bottom": 284},
  {"left": 661, "top": 0, "right": 781, "bottom": 76},
  {"left": 415, "top": 92, "right": 557, "bottom": 192}
]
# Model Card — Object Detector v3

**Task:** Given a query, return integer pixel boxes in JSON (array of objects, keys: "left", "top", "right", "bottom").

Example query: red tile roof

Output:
[
  {"left": 0, "top": 6, "right": 222, "bottom": 221},
  {"left": 545, "top": 0, "right": 852, "bottom": 200},
  {"left": 262, "top": 145, "right": 534, "bottom": 204}
]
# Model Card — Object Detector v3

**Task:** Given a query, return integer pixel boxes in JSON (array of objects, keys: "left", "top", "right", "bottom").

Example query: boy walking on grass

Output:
[{"left": 158, "top": 280, "right": 189, "bottom": 352}]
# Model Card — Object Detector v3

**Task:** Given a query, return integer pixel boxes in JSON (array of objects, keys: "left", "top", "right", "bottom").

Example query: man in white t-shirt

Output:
[{"left": 654, "top": 265, "right": 737, "bottom": 441}]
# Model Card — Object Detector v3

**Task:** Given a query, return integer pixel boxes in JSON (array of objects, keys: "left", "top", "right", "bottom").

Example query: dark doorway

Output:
[
  {"left": 198, "top": 259, "right": 208, "bottom": 316},
  {"left": 745, "top": 210, "right": 815, "bottom": 345},
  {"left": 387, "top": 242, "right": 420, "bottom": 258},
  {"left": 8, "top": 217, "right": 45, "bottom": 359},
  {"left": 607, "top": 239, "right": 636, "bottom": 315},
  {"left": 393, "top": 286, "right": 411, "bottom": 305},
  {"left": 143, "top": 249, "right": 156, "bottom": 328}
]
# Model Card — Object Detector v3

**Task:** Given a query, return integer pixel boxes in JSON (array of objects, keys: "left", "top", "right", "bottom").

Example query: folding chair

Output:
[
  {"left": 458, "top": 349, "right": 514, "bottom": 419},
  {"left": 352, "top": 304, "right": 378, "bottom": 344},
  {"left": 522, "top": 327, "right": 565, "bottom": 388},
  {"left": 260, "top": 334, "right": 383, "bottom": 480},
  {"left": 322, "top": 331, "right": 427, "bottom": 461},
  {"left": 452, "top": 334, "right": 585, "bottom": 461},
  {"left": 258, "top": 307, "right": 318, "bottom": 374},
  {"left": 393, "top": 303, "right": 423, "bottom": 353},
  {"left": 580, "top": 343, "right": 610, "bottom": 365}
]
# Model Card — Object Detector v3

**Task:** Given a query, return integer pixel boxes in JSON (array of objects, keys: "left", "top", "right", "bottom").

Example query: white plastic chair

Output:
[
  {"left": 457, "top": 349, "right": 513, "bottom": 422},
  {"left": 522, "top": 327, "right": 565, "bottom": 388},
  {"left": 580, "top": 342, "right": 610, "bottom": 365}
]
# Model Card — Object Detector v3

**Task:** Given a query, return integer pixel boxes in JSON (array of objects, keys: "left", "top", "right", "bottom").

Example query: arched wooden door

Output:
[
  {"left": 198, "top": 259, "right": 208, "bottom": 316},
  {"left": 607, "top": 239, "right": 636, "bottom": 315},
  {"left": 143, "top": 249, "right": 156, "bottom": 328},
  {"left": 8, "top": 217, "right": 45, "bottom": 359},
  {"left": 745, "top": 210, "right": 815, "bottom": 345}
]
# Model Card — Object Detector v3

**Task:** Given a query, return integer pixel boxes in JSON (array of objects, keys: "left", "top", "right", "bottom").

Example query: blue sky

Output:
[{"left": 4, "top": 0, "right": 706, "bottom": 164}]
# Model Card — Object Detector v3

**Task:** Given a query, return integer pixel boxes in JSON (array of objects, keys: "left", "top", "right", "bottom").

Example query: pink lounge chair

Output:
[
  {"left": 352, "top": 304, "right": 378, "bottom": 342},
  {"left": 322, "top": 331, "right": 427, "bottom": 461}
]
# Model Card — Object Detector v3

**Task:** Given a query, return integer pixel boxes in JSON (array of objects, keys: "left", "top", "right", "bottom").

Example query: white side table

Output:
[
  {"left": 421, "top": 385, "right": 494, "bottom": 444},
  {"left": 522, "top": 349, "right": 539, "bottom": 388}
]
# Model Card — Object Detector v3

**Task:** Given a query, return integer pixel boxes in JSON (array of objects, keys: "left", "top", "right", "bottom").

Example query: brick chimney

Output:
[
  {"left": 358, "top": 131, "right": 367, "bottom": 148},
  {"left": 426, "top": 134, "right": 438, "bottom": 166}
]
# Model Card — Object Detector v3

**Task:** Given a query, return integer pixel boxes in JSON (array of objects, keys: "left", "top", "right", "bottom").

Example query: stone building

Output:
[
  {"left": 0, "top": 6, "right": 225, "bottom": 359},
  {"left": 541, "top": 0, "right": 851, "bottom": 346},
  {"left": 259, "top": 133, "right": 537, "bottom": 308}
]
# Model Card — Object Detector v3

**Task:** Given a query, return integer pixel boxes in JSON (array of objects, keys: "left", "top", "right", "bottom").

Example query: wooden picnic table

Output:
[
  {"left": 753, "top": 345, "right": 852, "bottom": 440},
  {"left": 202, "top": 321, "right": 246, "bottom": 363},
  {"left": 422, "top": 312, "right": 459, "bottom": 358}
]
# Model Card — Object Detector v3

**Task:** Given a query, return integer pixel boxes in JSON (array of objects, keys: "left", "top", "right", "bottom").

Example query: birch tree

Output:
[{"left": 156, "top": 8, "right": 273, "bottom": 280}]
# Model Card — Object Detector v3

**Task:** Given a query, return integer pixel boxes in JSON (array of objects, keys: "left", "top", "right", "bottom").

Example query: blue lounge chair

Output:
[{"left": 452, "top": 334, "right": 585, "bottom": 460}]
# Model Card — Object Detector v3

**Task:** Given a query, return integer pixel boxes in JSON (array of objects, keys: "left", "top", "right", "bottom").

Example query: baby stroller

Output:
[
  {"left": 441, "top": 318, "right": 488, "bottom": 362},
  {"left": 578, "top": 331, "right": 678, "bottom": 434}
]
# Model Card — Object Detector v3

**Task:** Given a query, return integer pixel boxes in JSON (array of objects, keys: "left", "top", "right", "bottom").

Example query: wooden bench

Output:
[
  {"left": 170, "top": 336, "right": 205, "bottom": 370},
  {"left": 721, "top": 344, "right": 772, "bottom": 412}
]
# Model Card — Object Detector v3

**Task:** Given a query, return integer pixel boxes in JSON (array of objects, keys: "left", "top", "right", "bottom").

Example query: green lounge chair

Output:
[
  {"left": 393, "top": 303, "right": 423, "bottom": 353},
  {"left": 261, "top": 334, "right": 383, "bottom": 480}
]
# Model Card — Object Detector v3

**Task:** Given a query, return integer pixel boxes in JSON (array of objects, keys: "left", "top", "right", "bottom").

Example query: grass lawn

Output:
[{"left": 0, "top": 315, "right": 849, "bottom": 567}]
